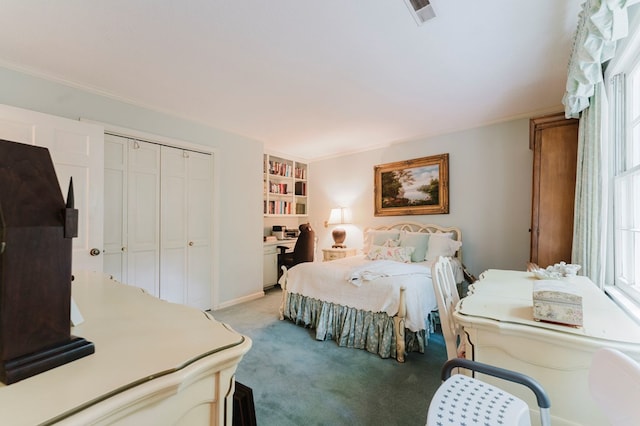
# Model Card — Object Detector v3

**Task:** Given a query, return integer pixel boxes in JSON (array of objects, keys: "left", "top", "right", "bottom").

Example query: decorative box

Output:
[{"left": 532, "top": 280, "right": 583, "bottom": 327}]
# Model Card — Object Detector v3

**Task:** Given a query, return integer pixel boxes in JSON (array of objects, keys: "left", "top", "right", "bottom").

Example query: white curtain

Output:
[
  {"left": 563, "top": 0, "right": 639, "bottom": 118},
  {"left": 572, "top": 82, "right": 607, "bottom": 286},
  {"left": 563, "top": 0, "right": 637, "bottom": 284}
]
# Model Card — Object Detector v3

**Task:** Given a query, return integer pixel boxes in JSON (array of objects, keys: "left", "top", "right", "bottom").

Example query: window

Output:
[{"left": 610, "top": 32, "right": 640, "bottom": 306}]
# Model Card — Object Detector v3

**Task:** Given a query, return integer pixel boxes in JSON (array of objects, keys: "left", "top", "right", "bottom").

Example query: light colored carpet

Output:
[{"left": 212, "top": 286, "right": 447, "bottom": 426}]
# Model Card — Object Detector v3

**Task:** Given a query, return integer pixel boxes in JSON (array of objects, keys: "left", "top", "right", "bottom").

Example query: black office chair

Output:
[{"left": 277, "top": 223, "right": 315, "bottom": 278}]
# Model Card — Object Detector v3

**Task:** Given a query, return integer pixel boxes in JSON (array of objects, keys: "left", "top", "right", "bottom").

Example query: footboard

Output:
[{"left": 394, "top": 286, "right": 407, "bottom": 363}]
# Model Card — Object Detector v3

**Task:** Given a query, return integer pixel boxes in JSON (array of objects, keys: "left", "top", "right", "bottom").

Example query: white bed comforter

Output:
[{"left": 281, "top": 255, "right": 442, "bottom": 332}]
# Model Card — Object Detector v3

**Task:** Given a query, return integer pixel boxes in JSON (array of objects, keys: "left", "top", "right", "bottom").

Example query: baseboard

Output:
[{"left": 213, "top": 290, "right": 265, "bottom": 310}]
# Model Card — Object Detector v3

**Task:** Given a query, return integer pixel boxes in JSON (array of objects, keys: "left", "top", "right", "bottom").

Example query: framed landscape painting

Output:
[{"left": 374, "top": 154, "right": 449, "bottom": 216}]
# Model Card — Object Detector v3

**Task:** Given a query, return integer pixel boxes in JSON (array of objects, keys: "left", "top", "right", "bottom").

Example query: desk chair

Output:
[
  {"left": 277, "top": 223, "right": 315, "bottom": 277},
  {"left": 427, "top": 358, "right": 551, "bottom": 426},
  {"left": 589, "top": 347, "right": 640, "bottom": 425},
  {"left": 432, "top": 256, "right": 465, "bottom": 359}
]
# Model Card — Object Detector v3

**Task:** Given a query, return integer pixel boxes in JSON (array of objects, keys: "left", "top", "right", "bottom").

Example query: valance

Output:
[{"left": 563, "top": 0, "right": 639, "bottom": 118}]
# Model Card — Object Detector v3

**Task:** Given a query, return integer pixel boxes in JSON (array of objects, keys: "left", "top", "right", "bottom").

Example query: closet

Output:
[
  {"left": 104, "top": 134, "right": 213, "bottom": 310},
  {"left": 529, "top": 112, "right": 579, "bottom": 268}
]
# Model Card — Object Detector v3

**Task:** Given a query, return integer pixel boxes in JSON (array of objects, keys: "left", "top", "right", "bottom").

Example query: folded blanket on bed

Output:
[{"left": 347, "top": 260, "right": 430, "bottom": 286}]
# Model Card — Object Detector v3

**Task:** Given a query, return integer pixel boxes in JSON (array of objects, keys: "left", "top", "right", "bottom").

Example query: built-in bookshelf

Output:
[{"left": 263, "top": 153, "right": 308, "bottom": 216}]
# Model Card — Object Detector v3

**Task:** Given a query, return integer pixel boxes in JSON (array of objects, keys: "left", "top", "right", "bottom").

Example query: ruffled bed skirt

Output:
[{"left": 283, "top": 292, "right": 429, "bottom": 359}]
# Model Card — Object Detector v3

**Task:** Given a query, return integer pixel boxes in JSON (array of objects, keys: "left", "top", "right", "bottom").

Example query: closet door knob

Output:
[
  {"left": 90, "top": 248, "right": 101, "bottom": 256},
  {"left": 188, "top": 241, "right": 194, "bottom": 246}
]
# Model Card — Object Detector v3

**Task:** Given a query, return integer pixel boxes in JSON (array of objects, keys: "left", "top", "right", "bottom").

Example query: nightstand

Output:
[{"left": 322, "top": 247, "right": 357, "bottom": 261}]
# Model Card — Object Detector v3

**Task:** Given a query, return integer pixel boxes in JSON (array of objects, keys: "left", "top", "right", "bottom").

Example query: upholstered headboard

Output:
[{"left": 363, "top": 222, "right": 463, "bottom": 263}]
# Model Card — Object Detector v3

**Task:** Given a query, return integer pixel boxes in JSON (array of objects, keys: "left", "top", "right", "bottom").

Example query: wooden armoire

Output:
[{"left": 529, "top": 112, "right": 579, "bottom": 268}]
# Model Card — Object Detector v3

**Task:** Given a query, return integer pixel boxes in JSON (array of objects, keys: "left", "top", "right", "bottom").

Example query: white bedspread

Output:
[{"left": 281, "top": 255, "right": 445, "bottom": 332}]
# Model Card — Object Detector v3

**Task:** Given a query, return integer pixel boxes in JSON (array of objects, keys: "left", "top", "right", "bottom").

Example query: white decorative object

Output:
[
  {"left": 532, "top": 280, "right": 583, "bottom": 327},
  {"left": 528, "top": 262, "right": 582, "bottom": 279}
]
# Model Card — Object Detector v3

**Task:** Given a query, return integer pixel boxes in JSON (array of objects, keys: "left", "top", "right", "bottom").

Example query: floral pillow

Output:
[
  {"left": 367, "top": 245, "right": 414, "bottom": 263},
  {"left": 382, "top": 238, "right": 400, "bottom": 247},
  {"left": 363, "top": 229, "right": 401, "bottom": 253}
]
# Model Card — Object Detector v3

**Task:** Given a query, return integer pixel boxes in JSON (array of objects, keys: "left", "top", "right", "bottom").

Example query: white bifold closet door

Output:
[
  {"left": 160, "top": 146, "right": 212, "bottom": 309},
  {"left": 104, "top": 134, "right": 212, "bottom": 310}
]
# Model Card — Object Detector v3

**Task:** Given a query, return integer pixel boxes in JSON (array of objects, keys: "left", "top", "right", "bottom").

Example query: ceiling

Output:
[{"left": 0, "top": 1, "right": 582, "bottom": 161}]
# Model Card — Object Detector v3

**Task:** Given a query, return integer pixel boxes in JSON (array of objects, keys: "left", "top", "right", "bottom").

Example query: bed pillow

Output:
[
  {"left": 399, "top": 231, "right": 430, "bottom": 263},
  {"left": 425, "top": 233, "right": 462, "bottom": 261},
  {"left": 367, "top": 245, "right": 414, "bottom": 263},
  {"left": 363, "top": 229, "right": 401, "bottom": 253}
]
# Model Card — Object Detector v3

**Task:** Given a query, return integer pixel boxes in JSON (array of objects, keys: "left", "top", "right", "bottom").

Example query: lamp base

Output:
[{"left": 332, "top": 228, "right": 346, "bottom": 248}]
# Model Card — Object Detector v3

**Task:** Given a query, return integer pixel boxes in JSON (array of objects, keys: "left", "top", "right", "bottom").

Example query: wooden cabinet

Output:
[
  {"left": 263, "top": 153, "right": 308, "bottom": 216},
  {"left": 529, "top": 113, "right": 579, "bottom": 268}
]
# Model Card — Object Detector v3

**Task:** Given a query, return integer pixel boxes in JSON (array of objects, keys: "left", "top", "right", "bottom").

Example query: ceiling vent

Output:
[{"left": 404, "top": 0, "right": 436, "bottom": 25}]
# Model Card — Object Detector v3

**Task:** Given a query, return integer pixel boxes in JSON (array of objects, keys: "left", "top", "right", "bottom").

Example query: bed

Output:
[{"left": 278, "top": 222, "right": 466, "bottom": 362}]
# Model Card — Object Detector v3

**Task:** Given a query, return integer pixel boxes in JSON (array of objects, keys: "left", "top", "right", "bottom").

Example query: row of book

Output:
[
  {"left": 267, "top": 161, "right": 307, "bottom": 179},
  {"left": 265, "top": 200, "right": 292, "bottom": 215},
  {"left": 264, "top": 200, "right": 307, "bottom": 215},
  {"left": 269, "top": 182, "right": 288, "bottom": 194}
]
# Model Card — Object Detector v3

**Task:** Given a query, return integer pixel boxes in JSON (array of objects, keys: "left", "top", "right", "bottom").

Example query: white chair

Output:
[
  {"left": 427, "top": 358, "right": 551, "bottom": 426},
  {"left": 589, "top": 347, "right": 640, "bottom": 425},
  {"left": 432, "top": 256, "right": 464, "bottom": 359}
]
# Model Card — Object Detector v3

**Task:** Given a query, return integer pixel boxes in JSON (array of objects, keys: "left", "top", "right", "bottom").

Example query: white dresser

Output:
[
  {"left": 455, "top": 269, "right": 640, "bottom": 426},
  {"left": 0, "top": 271, "right": 251, "bottom": 425}
]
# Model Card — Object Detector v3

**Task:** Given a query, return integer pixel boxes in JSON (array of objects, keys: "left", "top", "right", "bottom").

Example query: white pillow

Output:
[
  {"left": 363, "top": 229, "right": 401, "bottom": 253},
  {"left": 367, "top": 245, "right": 414, "bottom": 263},
  {"left": 399, "top": 231, "right": 430, "bottom": 263},
  {"left": 425, "top": 233, "right": 462, "bottom": 261}
]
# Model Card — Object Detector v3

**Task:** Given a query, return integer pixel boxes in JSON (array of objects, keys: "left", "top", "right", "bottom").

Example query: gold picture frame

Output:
[{"left": 374, "top": 154, "right": 449, "bottom": 216}]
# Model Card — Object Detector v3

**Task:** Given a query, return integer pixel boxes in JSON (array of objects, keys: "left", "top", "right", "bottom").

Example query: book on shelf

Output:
[
  {"left": 269, "top": 182, "right": 288, "bottom": 194},
  {"left": 294, "top": 181, "right": 306, "bottom": 196},
  {"left": 269, "top": 160, "right": 292, "bottom": 177}
]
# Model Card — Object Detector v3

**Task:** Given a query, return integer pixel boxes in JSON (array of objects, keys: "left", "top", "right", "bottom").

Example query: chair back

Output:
[
  {"left": 588, "top": 347, "right": 640, "bottom": 425},
  {"left": 292, "top": 223, "right": 315, "bottom": 264},
  {"left": 432, "top": 256, "right": 462, "bottom": 360}
]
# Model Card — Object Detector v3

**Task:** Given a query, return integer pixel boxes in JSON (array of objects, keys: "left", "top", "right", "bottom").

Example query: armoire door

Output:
[
  {"left": 530, "top": 113, "right": 579, "bottom": 267},
  {"left": 0, "top": 104, "right": 104, "bottom": 272}
]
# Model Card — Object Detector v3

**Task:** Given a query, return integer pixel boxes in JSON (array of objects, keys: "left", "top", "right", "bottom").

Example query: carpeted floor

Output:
[{"left": 212, "top": 286, "right": 447, "bottom": 426}]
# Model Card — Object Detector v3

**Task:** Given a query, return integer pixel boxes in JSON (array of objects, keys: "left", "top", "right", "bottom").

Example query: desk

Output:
[
  {"left": 264, "top": 239, "right": 296, "bottom": 288},
  {"left": 455, "top": 269, "right": 640, "bottom": 426},
  {"left": 0, "top": 271, "right": 251, "bottom": 425}
]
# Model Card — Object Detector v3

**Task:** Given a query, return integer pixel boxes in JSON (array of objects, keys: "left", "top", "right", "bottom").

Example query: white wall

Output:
[
  {"left": 307, "top": 119, "right": 534, "bottom": 277},
  {"left": 0, "top": 66, "right": 265, "bottom": 308}
]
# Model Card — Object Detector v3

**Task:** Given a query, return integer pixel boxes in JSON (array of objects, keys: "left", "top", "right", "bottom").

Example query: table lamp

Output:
[{"left": 324, "top": 207, "right": 352, "bottom": 248}]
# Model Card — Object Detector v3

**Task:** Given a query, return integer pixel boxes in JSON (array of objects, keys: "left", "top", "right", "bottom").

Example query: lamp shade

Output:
[{"left": 327, "top": 207, "right": 352, "bottom": 225}]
